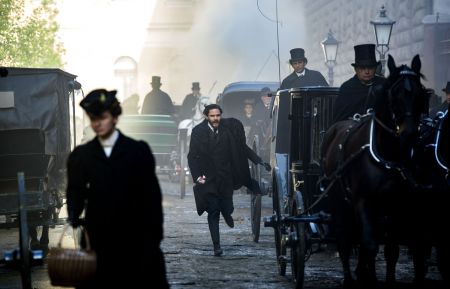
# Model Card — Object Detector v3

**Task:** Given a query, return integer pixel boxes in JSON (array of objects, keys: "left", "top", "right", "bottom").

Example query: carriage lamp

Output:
[
  {"left": 321, "top": 30, "right": 339, "bottom": 86},
  {"left": 371, "top": 5, "right": 396, "bottom": 76}
]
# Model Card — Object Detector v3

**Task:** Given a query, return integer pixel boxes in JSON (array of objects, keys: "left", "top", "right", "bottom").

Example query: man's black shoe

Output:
[
  {"left": 214, "top": 248, "right": 223, "bottom": 256},
  {"left": 213, "top": 244, "right": 223, "bottom": 256},
  {"left": 224, "top": 215, "right": 234, "bottom": 228}
]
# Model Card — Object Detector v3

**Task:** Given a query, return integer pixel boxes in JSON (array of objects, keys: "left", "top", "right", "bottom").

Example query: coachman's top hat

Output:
[
  {"left": 260, "top": 87, "right": 272, "bottom": 97},
  {"left": 192, "top": 82, "right": 200, "bottom": 90},
  {"left": 351, "top": 44, "right": 380, "bottom": 67},
  {"left": 289, "top": 48, "right": 307, "bottom": 63},
  {"left": 80, "top": 89, "right": 120, "bottom": 116},
  {"left": 442, "top": 82, "right": 450, "bottom": 93},
  {"left": 151, "top": 76, "right": 162, "bottom": 85}
]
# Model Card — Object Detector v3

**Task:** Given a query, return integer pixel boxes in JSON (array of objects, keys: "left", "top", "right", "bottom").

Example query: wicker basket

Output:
[{"left": 47, "top": 224, "right": 97, "bottom": 287}]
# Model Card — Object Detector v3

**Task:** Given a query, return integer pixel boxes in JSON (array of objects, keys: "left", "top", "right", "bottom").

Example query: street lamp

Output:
[
  {"left": 321, "top": 30, "right": 339, "bottom": 86},
  {"left": 370, "top": 5, "right": 396, "bottom": 75}
]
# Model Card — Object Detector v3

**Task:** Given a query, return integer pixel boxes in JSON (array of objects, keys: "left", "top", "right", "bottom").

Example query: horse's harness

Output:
[
  {"left": 420, "top": 110, "right": 449, "bottom": 178},
  {"left": 312, "top": 110, "right": 419, "bottom": 212}
]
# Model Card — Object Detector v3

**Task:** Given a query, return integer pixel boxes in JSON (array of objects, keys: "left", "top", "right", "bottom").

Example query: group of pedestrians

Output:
[{"left": 65, "top": 42, "right": 448, "bottom": 288}]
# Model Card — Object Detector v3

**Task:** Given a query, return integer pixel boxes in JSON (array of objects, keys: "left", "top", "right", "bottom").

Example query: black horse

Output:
[
  {"left": 320, "top": 54, "right": 428, "bottom": 288},
  {"left": 413, "top": 105, "right": 450, "bottom": 286}
]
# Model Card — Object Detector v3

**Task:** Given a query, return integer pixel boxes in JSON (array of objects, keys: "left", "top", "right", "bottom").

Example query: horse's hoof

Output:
[{"left": 340, "top": 278, "right": 354, "bottom": 289}]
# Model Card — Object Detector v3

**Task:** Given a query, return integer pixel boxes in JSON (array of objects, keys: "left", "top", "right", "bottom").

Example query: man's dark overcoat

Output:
[
  {"left": 179, "top": 93, "right": 198, "bottom": 120},
  {"left": 333, "top": 75, "right": 385, "bottom": 123},
  {"left": 66, "top": 131, "right": 168, "bottom": 288},
  {"left": 188, "top": 118, "right": 262, "bottom": 214},
  {"left": 141, "top": 89, "right": 174, "bottom": 115},
  {"left": 279, "top": 68, "right": 328, "bottom": 90}
]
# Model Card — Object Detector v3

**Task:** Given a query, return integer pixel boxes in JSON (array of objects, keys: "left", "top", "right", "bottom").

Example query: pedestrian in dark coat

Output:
[
  {"left": 332, "top": 44, "right": 385, "bottom": 123},
  {"left": 187, "top": 104, "right": 270, "bottom": 256},
  {"left": 66, "top": 89, "right": 169, "bottom": 289},
  {"left": 279, "top": 48, "right": 328, "bottom": 90},
  {"left": 179, "top": 82, "right": 201, "bottom": 120},
  {"left": 141, "top": 76, "right": 175, "bottom": 115}
]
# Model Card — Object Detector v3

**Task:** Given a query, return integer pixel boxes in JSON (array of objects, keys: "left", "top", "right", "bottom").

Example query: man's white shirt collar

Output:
[
  {"left": 296, "top": 70, "right": 305, "bottom": 77},
  {"left": 208, "top": 123, "right": 217, "bottom": 133}
]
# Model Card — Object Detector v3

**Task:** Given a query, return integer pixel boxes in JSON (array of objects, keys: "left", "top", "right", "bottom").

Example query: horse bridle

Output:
[{"left": 386, "top": 68, "right": 421, "bottom": 126}]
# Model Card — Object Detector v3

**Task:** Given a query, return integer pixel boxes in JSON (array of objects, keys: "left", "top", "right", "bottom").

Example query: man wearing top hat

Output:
[
  {"left": 332, "top": 44, "right": 386, "bottom": 123},
  {"left": 430, "top": 81, "right": 450, "bottom": 117},
  {"left": 279, "top": 48, "right": 328, "bottom": 90},
  {"left": 141, "top": 75, "right": 175, "bottom": 115},
  {"left": 67, "top": 89, "right": 169, "bottom": 288},
  {"left": 179, "top": 81, "right": 202, "bottom": 120}
]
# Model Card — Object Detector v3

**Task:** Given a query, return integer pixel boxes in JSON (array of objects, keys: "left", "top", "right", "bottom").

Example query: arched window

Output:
[{"left": 114, "top": 56, "right": 137, "bottom": 101}]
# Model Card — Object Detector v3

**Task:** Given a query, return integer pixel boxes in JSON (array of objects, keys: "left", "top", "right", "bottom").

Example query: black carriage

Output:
[
  {"left": 0, "top": 68, "right": 76, "bottom": 287},
  {"left": 264, "top": 86, "right": 338, "bottom": 288},
  {"left": 217, "top": 81, "right": 279, "bottom": 242}
]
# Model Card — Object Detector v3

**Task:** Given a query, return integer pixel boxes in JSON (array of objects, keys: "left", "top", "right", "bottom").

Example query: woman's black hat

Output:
[{"left": 80, "top": 89, "right": 120, "bottom": 116}]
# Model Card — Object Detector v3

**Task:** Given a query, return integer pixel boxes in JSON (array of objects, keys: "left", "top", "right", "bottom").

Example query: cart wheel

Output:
[
  {"left": 272, "top": 175, "right": 287, "bottom": 276},
  {"left": 250, "top": 136, "right": 262, "bottom": 242},
  {"left": 251, "top": 193, "right": 262, "bottom": 242},
  {"left": 179, "top": 138, "right": 186, "bottom": 199},
  {"left": 290, "top": 205, "right": 306, "bottom": 289}
]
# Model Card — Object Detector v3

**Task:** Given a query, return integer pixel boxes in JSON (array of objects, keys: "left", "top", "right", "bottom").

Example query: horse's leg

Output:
[
  {"left": 333, "top": 199, "right": 354, "bottom": 289},
  {"left": 354, "top": 199, "right": 378, "bottom": 287},
  {"left": 437, "top": 240, "right": 450, "bottom": 287},
  {"left": 384, "top": 212, "right": 400, "bottom": 284},
  {"left": 29, "top": 225, "right": 39, "bottom": 249}
]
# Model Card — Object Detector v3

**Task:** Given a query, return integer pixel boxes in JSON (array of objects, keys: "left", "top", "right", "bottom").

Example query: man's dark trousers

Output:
[{"left": 205, "top": 180, "right": 233, "bottom": 247}]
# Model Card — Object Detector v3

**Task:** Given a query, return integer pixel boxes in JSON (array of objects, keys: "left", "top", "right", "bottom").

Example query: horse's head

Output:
[
  {"left": 198, "top": 96, "right": 211, "bottom": 111},
  {"left": 377, "top": 55, "right": 428, "bottom": 145},
  {"left": 193, "top": 96, "right": 211, "bottom": 121}
]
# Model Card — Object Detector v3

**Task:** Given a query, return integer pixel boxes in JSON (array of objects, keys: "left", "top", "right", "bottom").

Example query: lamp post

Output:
[
  {"left": 370, "top": 5, "right": 395, "bottom": 76},
  {"left": 321, "top": 30, "right": 339, "bottom": 86}
]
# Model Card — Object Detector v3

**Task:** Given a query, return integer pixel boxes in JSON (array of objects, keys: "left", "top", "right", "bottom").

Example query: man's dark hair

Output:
[{"left": 203, "top": 104, "right": 223, "bottom": 116}]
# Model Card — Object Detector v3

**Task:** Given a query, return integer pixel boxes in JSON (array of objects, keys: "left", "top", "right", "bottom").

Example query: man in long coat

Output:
[
  {"left": 332, "top": 44, "right": 386, "bottom": 123},
  {"left": 66, "top": 89, "right": 169, "bottom": 288},
  {"left": 279, "top": 48, "right": 328, "bottom": 90},
  {"left": 187, "top": 104, "right": 270, "bottom": 256},
  {"left": 179, "top": 82, "right": 201, "bottom": 120},
  {"left": 141, "top": 76, "right": 175, "bottom": 115}
]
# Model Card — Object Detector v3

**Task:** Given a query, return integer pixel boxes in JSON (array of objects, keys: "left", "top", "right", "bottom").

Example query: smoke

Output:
[{"left": 174, "top": 0, "right": 306, "bottom": 99}]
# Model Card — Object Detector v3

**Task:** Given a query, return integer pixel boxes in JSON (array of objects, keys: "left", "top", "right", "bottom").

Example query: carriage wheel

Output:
[
  {"left": 178, "top": 129, "right": 188, "bottom": 199},
  {"left": 250, "top": 136, "right": 262, "bottom": 242},
  {"left": 251, "top": 193, "right": 262, "bottom": 242},
  {"left": 290, "top": 205, "right": 306, "bottom": 289},
  {"left": 179, "top": 138, "right": 186, "bottom": 199},
  {"left": 272, "top": 175, "right": 287, "bottom": 276}
]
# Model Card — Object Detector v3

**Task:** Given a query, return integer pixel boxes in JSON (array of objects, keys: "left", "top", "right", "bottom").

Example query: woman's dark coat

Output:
[{"left": 66, "top": 131, "right": 168, "bottom": 288}]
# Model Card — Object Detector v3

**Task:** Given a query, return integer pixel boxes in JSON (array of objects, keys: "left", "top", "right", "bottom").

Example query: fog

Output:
[{"left": 183, "top": 1, "right": 305, "bottom": 85}]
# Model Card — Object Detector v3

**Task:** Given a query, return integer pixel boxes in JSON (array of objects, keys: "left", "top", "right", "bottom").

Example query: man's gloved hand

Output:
[{"left": 260, "top": 162, "right": 271, "bottom": 172}]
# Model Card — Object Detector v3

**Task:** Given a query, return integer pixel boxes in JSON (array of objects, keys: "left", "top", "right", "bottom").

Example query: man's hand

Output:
[
  {"left": 196, "top": 175, "right": 206, "bottom": 184},
  {"left": 260, "top": 162, "right": 271, "bottom": 172}
]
